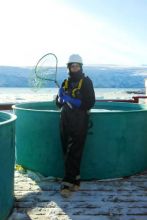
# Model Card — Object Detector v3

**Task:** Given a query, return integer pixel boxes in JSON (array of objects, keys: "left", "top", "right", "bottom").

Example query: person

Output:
[{"left": 56, "top": 54, "right": 95, "bottom": 197}]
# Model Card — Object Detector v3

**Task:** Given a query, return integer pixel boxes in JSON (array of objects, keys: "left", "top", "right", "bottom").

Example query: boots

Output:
[
  {"left": 60, "top": 185, "right": 71, "bottom": 197},
  {"left": 73, "top": 179, "right": 80, "bottom": 191}
]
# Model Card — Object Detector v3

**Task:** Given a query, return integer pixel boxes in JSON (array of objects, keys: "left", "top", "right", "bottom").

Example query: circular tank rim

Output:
[
  {"left": 12, "top": 102, "right": 60, "bottom": 113},
  {"left": 0, "top": 111, "right": 17, "bottom": 126},
  {"left": 12, "top": 101, "right": 147, "bottom": 113}
]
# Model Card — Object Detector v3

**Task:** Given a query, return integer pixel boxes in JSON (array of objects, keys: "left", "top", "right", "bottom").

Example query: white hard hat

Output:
[{"left": 67, "top": 54, "right": 83, "bottom": 64}]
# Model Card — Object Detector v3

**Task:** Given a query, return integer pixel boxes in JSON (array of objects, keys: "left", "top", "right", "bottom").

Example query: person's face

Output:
[{"left": 70, "top": 63, "right": 80, "bottom": 72}]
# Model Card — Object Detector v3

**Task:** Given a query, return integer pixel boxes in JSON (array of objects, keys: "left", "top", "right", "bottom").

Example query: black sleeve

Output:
[
  {"left": 80, "top": 77, "right": 95, "bottom": 110},
  {"left": 55, "top": 81, "right": 65, "bottom": 109}
]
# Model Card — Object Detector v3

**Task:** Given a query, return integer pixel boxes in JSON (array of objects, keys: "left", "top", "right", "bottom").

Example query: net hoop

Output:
[{"left": 35, "top": 53, "right": 58, "bottom": 81}]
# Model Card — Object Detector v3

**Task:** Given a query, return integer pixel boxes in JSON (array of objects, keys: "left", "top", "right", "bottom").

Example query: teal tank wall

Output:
[
  {"left": 13, "top": 101, "right": 147, "bottom": 179},
  {"left": 0, "top": 112, "right": 16, "bottom": 220}
]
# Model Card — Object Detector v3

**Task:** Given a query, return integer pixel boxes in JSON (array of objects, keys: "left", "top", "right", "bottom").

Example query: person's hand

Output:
[
  {"left": 58, "top": 97, "right": 63, "bottom": 104},
  {"left": 63, "top": 95, "right": 81, "bottom": 108},
  {"left": 58, "top": 88, "right": 64, "bottom": 98},
  {"left": 63, "top": 94, "right": 71, "bottom": 103}
]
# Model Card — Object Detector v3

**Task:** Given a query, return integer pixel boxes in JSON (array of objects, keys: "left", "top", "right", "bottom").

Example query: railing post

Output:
[
  {"left": 132, "top": 97, "right": 139, "bottom": 103},
  {"left": 145, "top": 79, "right": 147, "bottom": 104}
]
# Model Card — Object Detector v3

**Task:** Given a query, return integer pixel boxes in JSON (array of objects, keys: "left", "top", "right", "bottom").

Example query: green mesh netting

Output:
[{"left": 29, "top": 53, "right": 58, "bottom": 92}]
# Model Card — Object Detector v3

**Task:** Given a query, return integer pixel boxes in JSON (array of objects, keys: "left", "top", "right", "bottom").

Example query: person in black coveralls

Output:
[{"left": 56, "top": 54, "right": 95, "bottom": 197}]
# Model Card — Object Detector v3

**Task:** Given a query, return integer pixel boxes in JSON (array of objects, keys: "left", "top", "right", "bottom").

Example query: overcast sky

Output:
[{"left": 0, "top": 0, "right": 147, "bottom": 66}]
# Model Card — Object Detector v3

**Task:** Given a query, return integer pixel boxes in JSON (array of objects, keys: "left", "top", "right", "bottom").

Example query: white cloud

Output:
[{"left": 0, "top": 0, "right": 146, "bottom": 66}]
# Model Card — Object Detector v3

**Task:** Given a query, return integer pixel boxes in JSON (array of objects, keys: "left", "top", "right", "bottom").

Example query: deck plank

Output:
[{"left": 8, "top": 170, "right": 147, "bottom": 220}]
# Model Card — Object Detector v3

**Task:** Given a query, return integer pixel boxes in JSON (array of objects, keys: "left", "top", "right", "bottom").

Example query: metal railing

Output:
[
  {"left": 0, "top": 103, "right": 14, "bottom": 110},
  {"left": 0, "top": 96, "right": 147, "bottom": 110}
]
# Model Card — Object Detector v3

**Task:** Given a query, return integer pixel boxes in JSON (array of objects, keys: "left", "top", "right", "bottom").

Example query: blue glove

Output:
[
  {"left": 63, "top": 95, "right": 81, "bottom": 108},
  {"left": 58, "top": 88, "right": 64, "bottom": 98}
]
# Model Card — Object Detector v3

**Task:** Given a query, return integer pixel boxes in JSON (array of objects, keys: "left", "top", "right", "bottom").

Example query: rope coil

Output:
[{"left": 15, "top": 164, "right": 58, "bottom": 183}]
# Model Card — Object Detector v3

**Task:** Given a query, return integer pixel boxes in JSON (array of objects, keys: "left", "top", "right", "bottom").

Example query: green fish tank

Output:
[
  {"left": 13, "top": 101, "right": 147, "bottom": 179},
  {"left": 0, "top": 111, "right": 16, "bottom": 220}
]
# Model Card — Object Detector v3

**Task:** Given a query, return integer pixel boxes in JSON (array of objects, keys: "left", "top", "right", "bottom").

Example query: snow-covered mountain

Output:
[{"left": 0, "top": 65, "right": 147, "bottom": 88}]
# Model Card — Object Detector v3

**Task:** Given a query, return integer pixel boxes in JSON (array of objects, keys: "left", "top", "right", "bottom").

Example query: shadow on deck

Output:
[{"left": 7, "top": 169, "right": 147, "bottom": 220}]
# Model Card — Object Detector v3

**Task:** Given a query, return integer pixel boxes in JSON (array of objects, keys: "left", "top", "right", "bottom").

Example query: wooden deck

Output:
[{"left": 8, "top": 169, "right": 147, "bottom": 220}]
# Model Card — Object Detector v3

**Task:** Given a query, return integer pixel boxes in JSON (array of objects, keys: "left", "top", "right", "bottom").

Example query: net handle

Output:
[{"left": 55, "top": 80, "right": 60, "bottom": 88}]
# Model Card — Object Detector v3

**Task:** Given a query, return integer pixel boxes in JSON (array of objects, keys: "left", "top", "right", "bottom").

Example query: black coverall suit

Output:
[{"left": 56, "top": 75, "right": 95, "bottom": 187}]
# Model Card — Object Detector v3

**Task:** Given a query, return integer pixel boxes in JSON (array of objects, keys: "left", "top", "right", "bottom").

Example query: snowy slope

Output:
[{"left": 0, "top": 65, "right": 147, "bottom": 88}]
